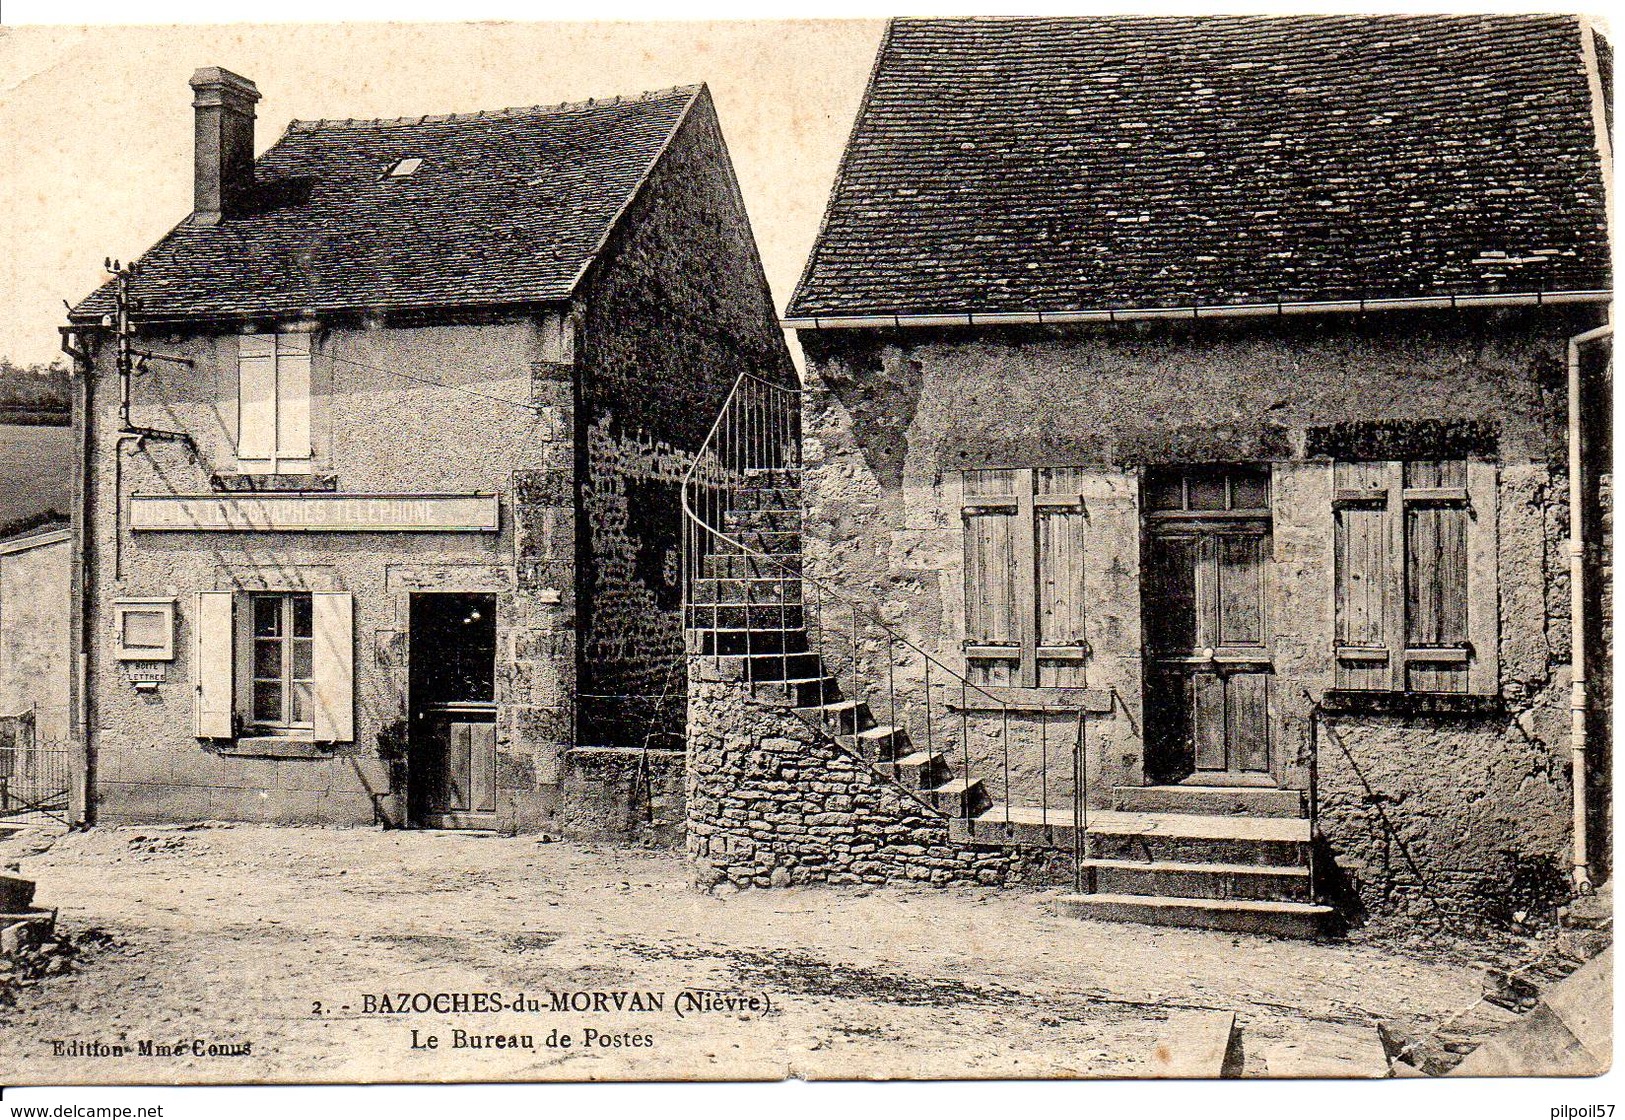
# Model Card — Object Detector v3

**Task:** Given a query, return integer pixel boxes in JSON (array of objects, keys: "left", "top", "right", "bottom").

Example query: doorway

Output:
[
  {"left": 1142, "top": 465, "right": 1276, "bottom": 785},
  {"left": 408, "top": 593, "right": 498, "bottom": 828}
]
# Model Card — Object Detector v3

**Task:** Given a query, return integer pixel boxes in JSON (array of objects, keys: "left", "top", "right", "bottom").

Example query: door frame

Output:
[
  {"left": 406, "top": 591, "right": 500, "bottom": 829},
  {"left": 1140, "top": 464, "right": 1281, "bottom": 787}
]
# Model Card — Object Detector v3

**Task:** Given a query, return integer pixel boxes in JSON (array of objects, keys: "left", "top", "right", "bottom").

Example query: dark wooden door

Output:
[
  {"left": 425, "top": 709, "right": 498, "bottom": 823},
  {"left": 408, "top": 593, "right": 498, "bottom": 828},
  {"left": 1143, "top": 467, "right": 1274, "bottom": 784}
]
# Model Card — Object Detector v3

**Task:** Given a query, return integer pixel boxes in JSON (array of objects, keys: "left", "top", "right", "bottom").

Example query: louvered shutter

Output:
[
  {"left": 311, "top": 592, "right": 354, "bottom": 742},
  {"left": 195, "top": 591, "right": 235, "bottom": 738}
]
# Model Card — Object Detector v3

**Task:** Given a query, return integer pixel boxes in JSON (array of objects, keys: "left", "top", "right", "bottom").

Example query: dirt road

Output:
[{"left": 1, "top": 823, "right": 1519, "bottom": 1083}]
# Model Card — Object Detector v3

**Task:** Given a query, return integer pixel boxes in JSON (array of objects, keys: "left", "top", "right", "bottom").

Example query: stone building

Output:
[
  {"left": 62, "top": 69, "right": 791, "bottom": 834},
  {"left": 0, "top": 518, "right": 72, "bottom": 744},
  {"left": 685, "top": 15, "right": 1612, "bottom": 934}
]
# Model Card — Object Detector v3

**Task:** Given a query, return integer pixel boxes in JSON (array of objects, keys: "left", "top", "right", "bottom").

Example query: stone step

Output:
[
  {"left": 793, "top": 698, "right": 874, "bottom": 734},
  {"left": 727, "top": 529, "right": 802, "bottom": 555},
  {"left": 1057, "top": 892, "right": 1335, "bottom": 938},
  {"left": 1113, "top": 784, "right": 1306, "bottom": 818},
  {"left": 924, "top": 776, "right": 992, "bottom": 819},
  {"left": 687, "top": 576, "right": 802, "bottom": 607},
  {"left": 840, "top": 724, "right": 911, "bottom": 763},
  {"left": 950, "top": 808, "right": 1077, "bottom": 849},
  {"left": 752, "top": 676, "right": 843, "bottom": 708},
  {"left": 686, "top": 604, "right": 807, "bottom": 630},
  {"left": 1086, "top": 810, "right": 1310, "bottom": 868},
  {"left": 1082, "top": 858, "right": 1313, "bottom": 903},
  {"left": 887, "top": 750, "right": 951, "bottom": 790},
  {"left": 738, "top": 468, "right": 802, "bottom": 488},
  {"left": 1087, "top": 810, "right": 1311, "bottom": 843},
  {"left": 725, "top": 487, "right": 802, "bottom": 513},
  {"left": 701, "top": 552, "right": 802, "bottom": 579},
  {"left": 723, "top": 509, "right": 802, "bottom": 533},
  {"left": 687, "top": 627, "right": 809, "bottom": 657}
]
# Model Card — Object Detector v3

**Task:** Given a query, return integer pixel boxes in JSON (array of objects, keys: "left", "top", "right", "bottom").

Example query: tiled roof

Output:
[
  {"left": 71, "top": 86, "right": 702, "bottom": 322},
  {"left": 787, "top": 16, "right": 1611, "bottom": 320}
]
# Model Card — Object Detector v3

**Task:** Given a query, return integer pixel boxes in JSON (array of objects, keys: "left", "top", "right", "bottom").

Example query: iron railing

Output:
[
  {"left": 681, "top": 371, "right": 1086, "bottom": 845},
  {"left": 0, "top": 720, "right": 71, "bottom": 826}
]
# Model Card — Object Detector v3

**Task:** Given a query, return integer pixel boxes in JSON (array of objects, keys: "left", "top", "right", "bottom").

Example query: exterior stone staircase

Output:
[{"left": 687, "top": 467, "right": 1335, "bottom": 938}]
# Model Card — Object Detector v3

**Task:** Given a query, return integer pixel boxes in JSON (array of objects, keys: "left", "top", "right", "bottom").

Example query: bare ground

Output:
[{"left": 0, "top": 823, "right": 1533, "bottom": 1084}]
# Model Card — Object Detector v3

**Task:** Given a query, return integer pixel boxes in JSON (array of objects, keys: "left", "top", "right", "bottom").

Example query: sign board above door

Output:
[{"left": 130, "top": 493, "right": 500, "bottom": 533}]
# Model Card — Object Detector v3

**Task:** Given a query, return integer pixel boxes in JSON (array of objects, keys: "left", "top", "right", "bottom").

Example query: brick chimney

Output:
[{"left": 188, "top": 67, "right": 260, "bottom": 225}]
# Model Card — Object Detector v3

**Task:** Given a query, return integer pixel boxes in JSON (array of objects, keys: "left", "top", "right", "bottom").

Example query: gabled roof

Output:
[
  {"left": 71, "top": 85, "right": 703, "bottom": 323},
  {"left": 787, "top": 16, "right": 1611, "bottom": 322}
]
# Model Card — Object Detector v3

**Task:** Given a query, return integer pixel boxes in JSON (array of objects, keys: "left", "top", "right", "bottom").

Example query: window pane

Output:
[
  {"left": 121, "top": 609, "right": 169, "bottom": 650},
  {"left": 253, "top": 638, "right": 282, "bottom": 680},
  {"left": 290, "top": 637, "right": 313, "bottom": 680},
  {"left": 254, "top": 597, "right": 282, "bottom": 637},
  {"left": 1187, "top": 470, "right": 1226, "bottom": 511},
  {"left": 291, "top": 594, "right": 313, "bottom": 638},
  {"left": 1146, "top": 469, "right": 1184, "bottom": 510},
  {"left": 253, "top": 681, "right": 283, "bottom": 724},
  {"left": 1231, "top": 467, "right": 1270, "bottom": 511},
  {"left": 291, "top": 681, "right": 314, "bottom": 726}
]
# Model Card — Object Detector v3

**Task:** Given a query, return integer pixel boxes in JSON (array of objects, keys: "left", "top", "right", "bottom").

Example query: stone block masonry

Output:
[{"left": 686, "top": 680, "right": 1018, "bottom": 889}]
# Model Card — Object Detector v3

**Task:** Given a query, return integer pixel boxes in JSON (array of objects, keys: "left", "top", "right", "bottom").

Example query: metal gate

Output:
[{"left": 0, "top": 718, "right": 71, "bottom": 825}]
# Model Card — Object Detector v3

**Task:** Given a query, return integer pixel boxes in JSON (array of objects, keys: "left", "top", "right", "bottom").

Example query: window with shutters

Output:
[
  {"left": 961, "top": 468, "right": 1089, "bottom": 688},
  {"left": 1333, "top": 458, "right": 1497, "bottom": 695},
  {"left": 194, "top": 589, "right": 354, "bottom": 742},
  {"left": 236, "top": 331, "right": 312, "bottom": 474}
]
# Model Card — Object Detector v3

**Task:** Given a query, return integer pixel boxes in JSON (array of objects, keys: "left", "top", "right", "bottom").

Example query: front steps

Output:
[
  {"left": 946, "top": 788, "right": 1334, "bottom": 937},
  {"left": 1055, "top": 892, "right": 1333, "bottom": 938}
]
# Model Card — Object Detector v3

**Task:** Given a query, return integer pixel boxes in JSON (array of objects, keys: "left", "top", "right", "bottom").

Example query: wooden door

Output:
[
  {"left": 1143, "top": 466, "right": 1275, "bottom": 784},
  {"left": 425, "top": 709, "right": 498, "bottom": 825}
]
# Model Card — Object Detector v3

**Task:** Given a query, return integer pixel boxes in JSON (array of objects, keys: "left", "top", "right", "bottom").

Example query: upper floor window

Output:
[
  {"left": 1332, "top": 458, "right": 1497, "bottom": 695},
  {"left": 237, "top": 331, "right": 311, "bottom": 474}
]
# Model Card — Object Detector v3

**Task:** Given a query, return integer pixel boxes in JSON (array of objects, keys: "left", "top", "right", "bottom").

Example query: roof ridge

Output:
[{"left": 285, "top": 83, "right": 703, "bottom": 132}]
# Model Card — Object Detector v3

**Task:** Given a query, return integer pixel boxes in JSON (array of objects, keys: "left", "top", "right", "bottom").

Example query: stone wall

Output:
[
  {"left": 687, "top": 679, "right": 1025, "bottom": 889},
  {"left": 795, "top": 307, "right": 1608, "bottom": 923},
  {"left": 575, "top": 423, "right": 690, "bottom": 749},
  {"left": 575, "top": 86, "right": 796, "bottom": 762}
]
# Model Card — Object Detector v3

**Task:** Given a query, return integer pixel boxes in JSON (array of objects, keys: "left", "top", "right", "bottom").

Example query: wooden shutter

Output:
[
  {"left": 1402, "top": 459, "right": 1469, "bottom": 693},
  {"left": 1464, "top": 459, "right": 1499, "bottom": 695},
  {"left": 311, "top": 592, "right": 354, "bottom": 742},
  {"left": 236, "top": 334, "right": 276, "bottom": 465},
  {"left": 195, "top": 591, "right": 235, "bottom": 739},
  {"left": 276, "top": 332, "right": 312, "bottom": 462},
  {"left": 1034, "top": 467, "right": 1087, "bottom": 686},
  {"left": 963, "top": 470, "right": 1022, "bottom": 685},
  {"left": 1333, "top": 460, "right": 1400, "bottom": 690}
]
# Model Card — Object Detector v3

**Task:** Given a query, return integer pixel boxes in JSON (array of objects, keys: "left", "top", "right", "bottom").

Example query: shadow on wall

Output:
[{"left": 803, "top": 332, "right": 925, "bottom": 491}]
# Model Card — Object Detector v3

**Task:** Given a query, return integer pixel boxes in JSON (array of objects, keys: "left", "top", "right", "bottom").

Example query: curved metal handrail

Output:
[
  {"left": 682, "top": 370, "right": 1046, "bottom": 832},
  {"left": 681, "top": 371, "right": 1015, "bottom": 711}
]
